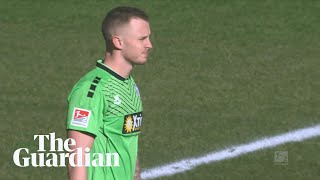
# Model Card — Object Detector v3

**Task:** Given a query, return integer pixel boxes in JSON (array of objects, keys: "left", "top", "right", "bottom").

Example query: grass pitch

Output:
[{"left": 1, "top": 0, "right": 320, "bottom": 179}]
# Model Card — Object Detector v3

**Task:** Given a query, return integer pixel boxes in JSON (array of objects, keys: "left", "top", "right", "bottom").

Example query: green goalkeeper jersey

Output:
[{"left": 66, "top": 60, "right": 143, "bottom": 180}]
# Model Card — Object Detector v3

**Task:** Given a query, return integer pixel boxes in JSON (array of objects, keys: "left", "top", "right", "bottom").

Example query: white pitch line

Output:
[{"left": 141, "top": 124, "right": 320, "bottom": 179}]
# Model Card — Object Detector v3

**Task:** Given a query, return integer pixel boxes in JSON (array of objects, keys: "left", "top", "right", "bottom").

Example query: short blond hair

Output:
[{"left": 101, "top": 6, "right": 149, "bottom": 52}]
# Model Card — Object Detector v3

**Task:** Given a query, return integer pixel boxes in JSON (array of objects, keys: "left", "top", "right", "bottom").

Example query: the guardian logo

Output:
[{"left": 12, "top": 133, "right": 119, "bottom": 167}]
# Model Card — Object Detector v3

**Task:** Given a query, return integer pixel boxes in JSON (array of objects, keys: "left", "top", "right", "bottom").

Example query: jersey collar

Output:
[{"left": 96, "top": 60, "right": 126, "bottom": 81}]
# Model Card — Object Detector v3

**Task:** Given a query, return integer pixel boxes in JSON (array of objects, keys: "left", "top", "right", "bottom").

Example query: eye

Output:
[{"left": 139, "top": 36, "right": 148, "bottom": 40}]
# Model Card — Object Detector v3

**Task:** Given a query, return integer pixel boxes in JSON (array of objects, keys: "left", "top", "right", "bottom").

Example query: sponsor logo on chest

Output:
[{"left": 122, "top": 112, "right": 143, "bottom": 134}]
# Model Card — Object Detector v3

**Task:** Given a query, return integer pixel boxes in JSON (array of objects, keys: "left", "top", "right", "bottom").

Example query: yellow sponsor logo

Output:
[{"left": 123, "top": 112, "right": 142, "bottom": 134}]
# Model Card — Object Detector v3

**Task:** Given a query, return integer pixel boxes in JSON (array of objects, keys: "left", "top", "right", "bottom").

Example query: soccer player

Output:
[{"left": 66, "top": 6, "right": 152, "bottom": 180}]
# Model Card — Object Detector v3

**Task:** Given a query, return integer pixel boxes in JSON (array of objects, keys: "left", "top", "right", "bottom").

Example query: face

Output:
[{"left": 120, "top": 18, "right": 152, "bottom": 65}]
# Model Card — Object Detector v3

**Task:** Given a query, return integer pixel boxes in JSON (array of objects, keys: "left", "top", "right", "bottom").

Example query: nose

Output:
[{"left": 146, "top": 38, "right": 152, "bottom": 49}]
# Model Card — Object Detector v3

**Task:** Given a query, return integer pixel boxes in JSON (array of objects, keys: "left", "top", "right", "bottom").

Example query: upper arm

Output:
[
  {"left": 66, "top": 80, "right": 105, "bottom": 136},
  {"left": 67, "top": 130, "right": 95, "bottom": 150},
  {"left": 66, "top": 78, "right": 105, "bottom": 180},
  {"left": 67, "top": 130, "right": 94, "bottom": 180}
]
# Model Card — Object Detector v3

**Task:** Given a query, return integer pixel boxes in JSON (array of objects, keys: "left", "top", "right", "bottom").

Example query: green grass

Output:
[
  {"left": 164, "top": 138, "right": 320, "bottom": 180},
  {"left": 1, "top": 0, "right": 320, "bottom": 179}
]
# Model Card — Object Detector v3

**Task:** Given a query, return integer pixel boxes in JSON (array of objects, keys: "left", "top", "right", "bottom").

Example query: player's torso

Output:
[
  {"left": 98, "top": 75, "right": 143, "bottom": 136},
  {"left": 68, "top": 61, "right": 143, "bottom": 180},
  {"left": 85, "top": 62, "right": 143, "bottom": 179}
]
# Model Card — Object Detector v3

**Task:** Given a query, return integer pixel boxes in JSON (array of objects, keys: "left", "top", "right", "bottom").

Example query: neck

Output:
[{"left": 103, "top": 52, "right": 133, "bottom": 79}]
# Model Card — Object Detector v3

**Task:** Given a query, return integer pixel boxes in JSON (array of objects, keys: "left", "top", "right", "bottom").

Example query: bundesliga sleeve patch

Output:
[{"left": 70, "top": 108, "right": 91, "bottom": 128}]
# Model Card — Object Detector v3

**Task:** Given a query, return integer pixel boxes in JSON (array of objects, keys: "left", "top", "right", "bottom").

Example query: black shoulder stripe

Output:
[
  {"left": 87, "top": 76, "right": 101, "bottom": 98},
  {"left": 87, "top": 91, "right": 94, "bottom": 98},
  {"left": 90, "top": 84, "right": 97, "bottom": 91},
  {"left": 92, "top": 76, "right": 101, "bottom": 84}
]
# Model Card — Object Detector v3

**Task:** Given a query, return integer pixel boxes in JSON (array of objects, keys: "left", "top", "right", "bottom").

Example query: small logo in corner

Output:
[{"left": 274, "top": 151, "right": 288, "bottom": 165}]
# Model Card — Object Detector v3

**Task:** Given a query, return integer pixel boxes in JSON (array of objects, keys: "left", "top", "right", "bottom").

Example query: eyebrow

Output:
[
  {"left": 140, "top": 36, "right": 148, "bottom": 39},
  {"left": 140, "top": 33, "right": 151, "bottom": 39}
]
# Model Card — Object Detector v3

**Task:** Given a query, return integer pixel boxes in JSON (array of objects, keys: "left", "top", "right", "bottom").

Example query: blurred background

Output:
[{"left": 1, "top": 0, "right": 320, "bottom": 179}]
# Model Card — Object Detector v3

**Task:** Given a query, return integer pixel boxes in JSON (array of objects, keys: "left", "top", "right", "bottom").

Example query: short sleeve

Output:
[{"left": 66, "top": 81, "right": 104, "bottom": 136}]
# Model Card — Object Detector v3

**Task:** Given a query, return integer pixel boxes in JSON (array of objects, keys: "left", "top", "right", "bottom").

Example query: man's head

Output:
[{"left": 102, "top": 6, "right": 152, "bottom": 65}]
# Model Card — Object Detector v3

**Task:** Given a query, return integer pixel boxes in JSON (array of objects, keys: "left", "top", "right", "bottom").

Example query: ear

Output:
[{"left": 112, "top": 36, "right": 123, "bottom": 50}]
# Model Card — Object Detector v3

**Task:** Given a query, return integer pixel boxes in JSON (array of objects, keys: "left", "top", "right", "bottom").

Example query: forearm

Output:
[
  {"left": 67, "top": 130, "right": 94, "bottom": 180},
  {"left": 134, "top": 158, "right": 141, "bottom": 180},
  {"left": 68, "top": 146, "right": 88, "bottom": 180},
  {"left": 68, "top": 164, "right": 87, "bottom": 180}
]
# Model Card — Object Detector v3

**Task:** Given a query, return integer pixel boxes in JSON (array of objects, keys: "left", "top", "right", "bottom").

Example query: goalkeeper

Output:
[{"left": 66, "top": 6, "right": 152, "bottom": 180}]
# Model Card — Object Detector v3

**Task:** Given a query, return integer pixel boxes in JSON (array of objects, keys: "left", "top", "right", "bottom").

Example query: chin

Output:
[
  {"left": 134, "top": 61, "right": 147, "bottom": 65},
  {"left": 134, "top": 58, "right": 148, "bottom": 65}
]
